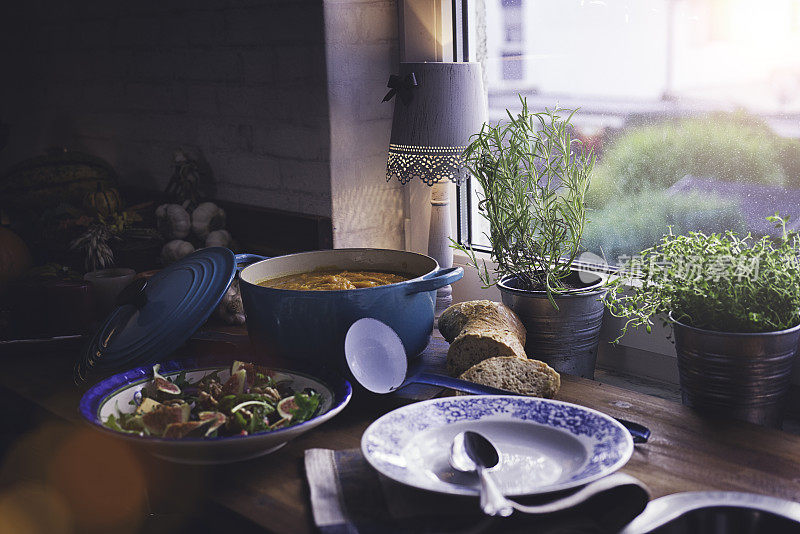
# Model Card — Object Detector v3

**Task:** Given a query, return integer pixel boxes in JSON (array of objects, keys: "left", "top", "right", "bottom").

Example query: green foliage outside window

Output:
[
  {"left": 588, "top": 113, "right": 791, "bottom": 209},
  {"left": 582, "top": 190, "right": 746, "bottom": 262}
]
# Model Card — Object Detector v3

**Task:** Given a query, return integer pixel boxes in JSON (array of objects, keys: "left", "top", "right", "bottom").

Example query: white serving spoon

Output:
[{"left": 344, "top": 318, "right": 512, "bottom": 395}]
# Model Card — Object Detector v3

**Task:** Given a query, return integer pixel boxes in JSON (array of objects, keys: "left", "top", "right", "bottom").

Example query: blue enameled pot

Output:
[{"left": 237, "top": 249, "right": 462, "bottom": 373}]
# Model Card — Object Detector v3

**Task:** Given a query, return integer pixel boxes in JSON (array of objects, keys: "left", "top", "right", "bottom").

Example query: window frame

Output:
[
  {"left": 445, "top": 0, "right": 688, "bottom": 388},
  {"left": 444, "top": 0, "right": 800, "bottom": 390},
  {"left": 398, "top": 0, "right": 796, "bottom": 390}
]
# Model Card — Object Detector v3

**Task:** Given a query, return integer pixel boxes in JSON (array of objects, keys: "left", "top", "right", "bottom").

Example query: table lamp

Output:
[{"left": 384, "top": 62, "right": 486, "bottom": 313}]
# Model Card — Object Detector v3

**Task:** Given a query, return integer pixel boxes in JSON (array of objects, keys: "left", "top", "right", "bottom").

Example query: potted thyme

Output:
[
  {"left": 454, "top": 98, "right": 603, "bottom": 378},
  {"left": 605, "top": 215, "right": 800, "bottom": 427}
]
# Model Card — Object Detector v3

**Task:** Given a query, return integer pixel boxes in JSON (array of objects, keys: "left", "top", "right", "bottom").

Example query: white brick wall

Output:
[
  {"left": 324, "top": 0, "right": 404, "bottom": 249},
  {"left": 0, "top": 0, "right": 405, "bottom": 246},
  {"left": 0, "top": 0, "right": 334, "bottom": 218}
]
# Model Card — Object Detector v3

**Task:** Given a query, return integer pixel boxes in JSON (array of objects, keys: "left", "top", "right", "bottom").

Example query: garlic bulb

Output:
[
  {"left": 161, "top": 240, "right": 195, "bottom": 265},
  {"left": 215, "top": 279, "right": 246, "bottom": 325},
  {"left": 205, "top": 229, "right": 232, "bottom": 248},
  {"left": 155, "top": 203, "right": 191, "bottom": 240},
  {"left": 191, "top": 202, "right": 226, "bottom": 239}
]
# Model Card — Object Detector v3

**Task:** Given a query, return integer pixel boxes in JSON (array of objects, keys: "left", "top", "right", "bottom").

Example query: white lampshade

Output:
[{"left": 386, "top": 62, "right": 486, "bottom": 185}]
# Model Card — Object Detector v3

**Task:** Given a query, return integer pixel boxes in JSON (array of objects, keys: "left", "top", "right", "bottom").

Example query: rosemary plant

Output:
[
  {"left": 453, "top": 97, "right": 595, "bottom": 304},
  {"left": 604, "top": 215, "right": 800, "bottom": 338}
]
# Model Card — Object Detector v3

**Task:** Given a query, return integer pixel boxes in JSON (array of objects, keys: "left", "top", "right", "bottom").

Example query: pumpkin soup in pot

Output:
[
  {"left": 258, "top": 269, "right": 409, "bottom": 291},
  {"left": 237, "top": 248, "right": 463, "bottom": 370}
]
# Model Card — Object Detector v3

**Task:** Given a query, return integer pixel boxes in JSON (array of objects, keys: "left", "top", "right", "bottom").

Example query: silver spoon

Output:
[
  {"left": 450, "top": 431, "right": 514, "bottom": 517},
  {"left": 450, "top": 430, "right": 647, "bottom": 517}
]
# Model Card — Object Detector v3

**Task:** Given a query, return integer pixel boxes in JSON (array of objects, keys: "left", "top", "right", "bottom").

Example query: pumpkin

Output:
[
  {"left": 0, "top": 227, "right": 33, "bottom": 295},
  {"left": 83, "top": 183, "right": 122, "bottom": 217}
]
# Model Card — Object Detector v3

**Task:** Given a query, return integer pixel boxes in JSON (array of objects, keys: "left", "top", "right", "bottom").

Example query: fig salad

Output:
[{"left": 103, "top": 361, "right": 322, "bottom": 439}]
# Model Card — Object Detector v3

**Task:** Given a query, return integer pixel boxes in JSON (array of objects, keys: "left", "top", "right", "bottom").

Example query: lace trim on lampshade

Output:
[{"left": 386, "top": 143, "right": 469, "bottom": 185}]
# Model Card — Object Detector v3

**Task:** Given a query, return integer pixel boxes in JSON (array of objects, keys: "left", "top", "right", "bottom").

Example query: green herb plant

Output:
[
  {"left": 453, "top": 97, "right": 596, "bottom": 305},
  {"left": 604, "top": 214, "right": 800, "bottom": 339}
]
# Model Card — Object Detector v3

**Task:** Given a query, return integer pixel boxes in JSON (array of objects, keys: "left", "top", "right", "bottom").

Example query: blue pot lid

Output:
[{"left": 75, "top": 247, "right": 236, "bottom": 382}]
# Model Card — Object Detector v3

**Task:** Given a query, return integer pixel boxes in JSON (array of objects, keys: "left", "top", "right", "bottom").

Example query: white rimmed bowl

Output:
[
  {"left": 362, "top": 395, "right": 633, "bottom": 496},
  {"left": 80, "top": 358, "right": 352, "bottom": 464}
]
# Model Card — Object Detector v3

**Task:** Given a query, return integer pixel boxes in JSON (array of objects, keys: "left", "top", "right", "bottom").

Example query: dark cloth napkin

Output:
[{"left": 305, "top": 448, "right": 650, "bottom": 534}]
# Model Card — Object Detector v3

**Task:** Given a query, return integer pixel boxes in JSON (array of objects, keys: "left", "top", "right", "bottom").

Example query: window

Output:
[
  {"left": 504, "top": 21, "right": 522, "bottom": 43},
  {"left": 501, "top": 52, "right": 524, "bottom": 80},
  {"left": 459, "top": 0, "right": 800, "bottom": 269}
]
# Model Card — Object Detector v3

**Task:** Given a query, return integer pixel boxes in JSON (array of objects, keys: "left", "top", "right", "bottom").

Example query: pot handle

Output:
[
  {"left": 234, "top": 253, "right": 268, "bottom": 271},
  {"left": 405, "top": 266, "right": 464, "bottom": 294}
]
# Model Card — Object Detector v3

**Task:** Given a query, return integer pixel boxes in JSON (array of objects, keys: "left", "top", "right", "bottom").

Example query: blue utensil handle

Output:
[
  {"left": 405, "top": 267, "right": 464, "bottom": 294},
  {"left": 413, "top": 371, "right": 651, "bottom": 443},
  {"left": 413, "top": 372, "right": 512, "bottom": 395},
  {"left": 614, "top": 418, "right": 651, "bottom": 444},
  {"left": 234, "top": 253, "right": 268, "bottom": 271}
]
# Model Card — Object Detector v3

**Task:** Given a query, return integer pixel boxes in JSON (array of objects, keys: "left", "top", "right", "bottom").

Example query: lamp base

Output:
[
  {"left": 428, "top": 182, "right": 454, "bottom": 317},
  {"left": 435, "top": 285, "right": 452, "bottom": 317}
]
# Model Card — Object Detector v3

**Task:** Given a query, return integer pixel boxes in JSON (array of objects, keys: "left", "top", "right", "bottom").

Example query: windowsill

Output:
[
  {"left": 595, "top": 366, "right": 800, "bottom": 436},
  {"left": 451, "top": 251, "right": 800, "bottom": 389}
]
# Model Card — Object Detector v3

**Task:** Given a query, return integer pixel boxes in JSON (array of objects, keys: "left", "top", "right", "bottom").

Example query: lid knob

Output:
[{"left": 116, "top": 278, "right": 148, "bottom": 308}]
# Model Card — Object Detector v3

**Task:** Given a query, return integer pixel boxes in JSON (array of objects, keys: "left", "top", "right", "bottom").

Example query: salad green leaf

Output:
[
  {"left": 290, "top": 392, "right": 321, "bottom": 424},
  {"left": 104, "top": 413, "right": 141, "bottom": 435}
]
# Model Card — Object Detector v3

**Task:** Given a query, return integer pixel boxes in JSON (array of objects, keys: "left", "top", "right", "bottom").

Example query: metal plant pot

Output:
[
  {"left": 497, "top": 271, "right": 606, "bottom": 379},
  {"left": 672, "top": 316, "right": 800, "bottom": 428}
]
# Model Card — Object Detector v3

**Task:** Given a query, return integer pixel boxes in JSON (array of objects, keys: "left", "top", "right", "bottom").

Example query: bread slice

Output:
[
  {"left": 440, "top": 300, "right": 528, "bottom": 376},
  {"left": 458, "top": 357, "right": 560, "bottom": 399},
  {"left": 446, "top": 330, "right": 526, "bottom": 376}
]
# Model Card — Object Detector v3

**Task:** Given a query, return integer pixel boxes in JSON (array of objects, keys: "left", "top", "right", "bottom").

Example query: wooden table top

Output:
[{"left": 1, "top": 329, "right": 799, "bottom": 533}]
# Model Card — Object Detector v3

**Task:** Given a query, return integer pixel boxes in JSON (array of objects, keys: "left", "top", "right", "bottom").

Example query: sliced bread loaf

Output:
[
  {"left": 439, "top": 300, "right": 526, "bottom": 345},
  {"left": 440, "top": 300, "right": 527, "bottom": 376},
  {"left": 458, "top": 356, "right": 560, "bottom": 398}
]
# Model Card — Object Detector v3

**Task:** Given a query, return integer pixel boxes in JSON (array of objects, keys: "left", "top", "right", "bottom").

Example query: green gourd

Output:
[{"left": 83, "top": 183, "right": 122, "bottom": 218}]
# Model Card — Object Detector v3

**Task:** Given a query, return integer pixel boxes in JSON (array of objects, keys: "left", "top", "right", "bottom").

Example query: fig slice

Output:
[
  {"left": 221, "top": 369, "right": 246, "bottom": 396},
  {"left": 277, "top": 396, "right": 297, "bottom": 420},
  {"left": 142, "top": 402, "right": 190, "bottom": 436},
  {"left": 198, "top": 412, "right": 227, "bottom": 436},
  {"left": 146, "top": 364, "right": 181, "bottom": 398},
  {"left": 232, "top": 361, "right": 274, "bottom": 387}
]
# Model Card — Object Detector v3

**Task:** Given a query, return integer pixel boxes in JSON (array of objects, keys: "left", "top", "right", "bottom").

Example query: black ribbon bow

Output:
[{"left": 382, "top": 72, "right": 418, "bottom": 104}]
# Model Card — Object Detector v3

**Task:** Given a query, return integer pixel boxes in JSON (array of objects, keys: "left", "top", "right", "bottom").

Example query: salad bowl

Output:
[{"left": 79, "top": 358, "right": 352, "bottom": 464}]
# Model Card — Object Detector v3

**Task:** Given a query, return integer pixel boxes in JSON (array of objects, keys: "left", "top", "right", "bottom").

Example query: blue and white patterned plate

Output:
[{"left": 362, "top": 396, "right": 634, "bottom": 496}]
